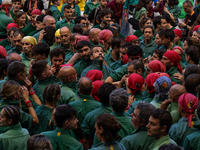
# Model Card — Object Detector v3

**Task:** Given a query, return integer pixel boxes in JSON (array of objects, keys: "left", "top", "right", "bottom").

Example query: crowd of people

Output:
[{"left": 0, "top": 0, "right": 200, "bottom": 149}]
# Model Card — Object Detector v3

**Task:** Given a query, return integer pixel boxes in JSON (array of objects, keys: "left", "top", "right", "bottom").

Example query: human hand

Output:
[
  {"left": 128, "top": 95, "right": 136, "bottom": 105},
  {"left": 24, "top": 77, "right": 32, "bottom": 90},
  {"left": 160, "top": 99, "right": 172, "bottom": 110},
  {"left": 21, "top": 86, "right": 29, "bottom": 102}
]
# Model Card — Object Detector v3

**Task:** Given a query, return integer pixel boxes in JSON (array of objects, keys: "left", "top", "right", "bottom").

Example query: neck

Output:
[
  {"left": 65, "top": 17, "right": 71, "bottom": 22},
  {"left": 188, "top": 60, "right": 195, "bottom": 65},
  {"left": 100, "top": 22, "right": 107, "bottom": 29},
  {"left": 19, "top": 22, "right": 24, "bottom": 28},
  {"left": 68, "top": 3, "right": 73, "bottom": 6},
  {"left": 25, "top": 51, "right": 32, "bottom": 59},
  {"left": 112, "top": 50, "right": 119, "bottom": 61},
  {"left": 63, "top": 43, "right": 71, "bottom": 49},
  {"left": 145, "top": 38, "right": 152, "bottom": 45},
  {"left": 13, "top": 10, "right": 18, "bottom": 14},
  {"left": 166, "top": 42, "right": 173, "bottom": 50},
  {"left": 45, "top": 103, "right": 54, "bottom": 109},
  {"left": 104, "top": 43, "right": 109, "bottom": 52},
  {"left": 100, "top": 6, "right": 104, "bottom": 10},
  {"left": 167, "top": 23, "right": 172, "bottom": 29}
]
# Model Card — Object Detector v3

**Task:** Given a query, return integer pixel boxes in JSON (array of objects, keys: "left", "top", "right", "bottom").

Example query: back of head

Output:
[
  {"left": 110, "top": 23, "right": 121, "bottom": 33},
  {"left": 185, "top": 73, "right": 200, "bottom": 93},
  {"left": 36, "top": 14, "right": 46, "bottom": 22},
  {"left": 31, "top": 60, "right": 48, "bottom": 78},
  {"left": 78, "top": 77, "right": 93, "bottom": 95},
  {"left": 184, "top": 64, "right": 200, "bottom": 81},
  {"left": 153, "top": 49, "right": 166, "bottom": 60},
  {"left": 32, "top": 43, "right": 50, "bottom": 58},
  {"left": 158, "top": 144, "right": 182, "bottom": 150},
  {"left": 153, "top": 16, "right": 162, "bottom": 29},
  {"left": 111, "top": 36, "right": 125, "bottom": 49},
  {"left": 43, "top": 26, "right": 56, "bottom": 43},
  {"left": 109, "top": 88, "right": 128, "bottom": 112},
  {"left": 74, "top": 16, "right": 86, "bottom": 24},
  {"left": 27, "top": 134, "right": 53, "bottom": 150},
  {"left": 161, "top": 12, "right": 171, "bottom": 23},
  {"left": 128, "top": 59, "right": 145, "bottom": 73},
  {"left": 98, "top": 83, "right": 116, "bottom": 105},
  {"left": 185, "top": 46, "right": 200, "bottom": 65},
  {"left": 54, "top": 104, "right": 77, "bottom": 128},
  {"left": 7, "top": 61, "right": 25, "bottom": 79},
  {"left": 73, "top": 24, "right": 85, "bottom": 35},
  {"left": 127, "top": 45, "right": 143, "bottom": 57}
]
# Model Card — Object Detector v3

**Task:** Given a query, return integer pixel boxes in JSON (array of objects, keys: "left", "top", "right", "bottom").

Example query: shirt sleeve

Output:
[{"left": 83, "top": 3, "right": 89, "bottom": 14}]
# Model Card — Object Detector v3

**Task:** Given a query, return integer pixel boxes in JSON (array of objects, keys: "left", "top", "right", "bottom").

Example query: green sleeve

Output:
[
  {"left": 183, "top": 137, "right": 191, "bottom": 150},
  {"left": 20, "top": 110, "right": 33, "bottom": 130},
  {"left": 120, "top": 138, "right": 132, "bottom": 150},
  {"left": 83, "top": 3, "right": 89, "bottom": 14},
  {"left": 173, "top": 6, "right": 181, "bottom": 20},
  {"left": 81, "top": 116, "right": 91, "bottom": 136},
  {"left": 75, "top": 5, "right": 81, "bottom": 16},
  {"left": 52, "top": 9, "right": 61, "bottom": 22},
  {"left": 109, "top": 64, "right": 128, "bottom": 82},
  {"left": 124, "top": 0, "right": 128, "bottom": 9},
  {"left": 56, "top": 22, "right": 60, "bottom": 30}
]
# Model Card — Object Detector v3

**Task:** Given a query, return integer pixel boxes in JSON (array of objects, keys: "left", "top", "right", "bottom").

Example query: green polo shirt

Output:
[
  {"left": 98, "top": 43, "right": 110, "bottom": 55},
  {"left": 81, "top": 104, "right": 112, "bottom": 138},
  {"left": 120, "top": 127, "right": 155, "bottom": 150},
  {"left": 133, "top": 7, "right": 147, "bottom": 21},
  {"left": 110, "top": 60, "right": 123, "bottom": 70},
  {"left": 183, "top": 130, "right": 200, "bottom": 150},
  {"left": 58, "top": 82, "right": 78, "bottom": 105},
  {"left": 20, "top": 52, "right": 31, "bottom": 75},
  {"left": 84, "top": 1, "right": 100, "bottom": 15},
  {"left": 167, "top": 102, "right": 180, "bottom": 124},
  {"left": 41, "top": 127, "right": 84, "bottom": 150},
  {"left": 134, "top": 29, "right": 143, "bottom": 38},
  {"left": 0, "top": 11, "right": 13, "bottom": 37},
  {"left": 92, "top": 24, "right": 109, "bottom": 30},
  {"left": 64, "top": 50, "right": 74, "bottom": 63},
  {"left": 28, "top": 29, "right": 41, "bottom": 36},
  {"left": 104, "top": 50, "right": 117, "bottom": 66},
  {"left": 0, "top": 99, "right": 33, "bottom": 132},
  {"left": 22, "top": 23, "right": 36, "bottom": 36},
  {"left": 50, "top": 42, "right": 59, "bottom": 50},
  {"left": 69, "top": 94, "right": 101, "bottom": 125},
  {"left": 81, "top": 58, "right": 113, "bottom": 80},
  {"left": 61, "top": 3, "right": 80, "bottom": 18},
  {"left": 0, "top": 39, "right": 12, "bottom": 51},
  {"left": 150, "top": 96, "right": 165, "bottom": 109},
  {"left": 50, "top": 5, "right": 61, "bottom": 22},
  {"left": 159, "top": 42, "right": 177, "bottom": 50},
  {"left": 60, "top": 81, "right": 79, "bottom": 98},
  {"left": 33, "top": 75, "right": 60, "bottom": 103},
  {"left": 139, "top": 40, "right": 157, "bottom": 58},
  {"left": 166, "top": 67, "right": 181, "bottom": 84},
  {"left": 148, "top": 135, "right": 177, "bottom": 150},
  {"left": 7, "top": 46, "right": 21, "bottom": 54},
  {"left": 10, "top": 10, "right": 29, "bottom": 25},
  {"left": 166, "top": 5, "right": 181, "bottom": 20},
  {"left": 32, "top": 31, "right": 41, "bottom": 42},
  {"left": 52, "top": 43, "right": 73, "bottom": 55},
  {"left": 90, "top": 141, "right": 126, "bottom": 150},
  {"left": 169, "top": 117, "right": 200, "bottom": 146},
  {"left": 56, "top": 18, "right": 75, "bottom": 30},
  {"left": 74, "top": 58, "right": 92, "bottom": 80},
  {"left": 30, "top": 104, "right": 53, "bottom": 135},
  {"left": 194, "top": 4, "right": 200, "bottom": 14},
  {"left": 0, "top": 123, "right": 29, "bottom": 150}
]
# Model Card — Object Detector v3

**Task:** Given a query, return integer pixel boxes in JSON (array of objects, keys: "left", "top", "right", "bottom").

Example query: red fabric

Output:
[
  {"left": 92, "top": 80, "right": 104, "bottom": 101},
  {"left": 163, "top": 51, "right": 182, "bottom": 73},
  {"left": 0, "top": 46, "right": 7, "bottom": 58},
  {"left": 158, "top": 73, "right": 176, "bottom": 85},
  {"left": 86, "top": 70, "right": 103, "bottom": 82},
  {"left": 107, "top": 0, "right": 123, "bottom": 19},
  {"left": 193, "top": 25, "right": 200, "bottom": 32},
  {"left": 173, "top": 29, "right": 183, "bottom": 39},
  {"left": 59, "top": 64, "right": 73, "bottom": 69},
  {"left": 171, "top": 46, "right": 183, "bottom": 56},
  {"left": 178, "top": 93, "right": 198, "bottom": 127},
  {"left": 31, "top": 9, "right": 41, "bottom": 15},
  {"left": 98, "top": 30, "right": 113, "bottom": 45},
  {"left": 6, "top": 23, "right": 20, "bottom": 30},
  {"left": 148, "top": 60, "right": 166, "bottom": 72},
  {"left": 125, "top": 35, "right": 138, "bottom": 42},
  {"left": 123, "top": 54, "right": 129, "bottom": 65},
  {"left": 74, "top": 36, "right": 90, "bottom": 45},
  {"left": 128, "top": 73, "right": 144, "bottom": 95},
  {"left": 145, "top": 73, "right": 160, "bottom": 93}
]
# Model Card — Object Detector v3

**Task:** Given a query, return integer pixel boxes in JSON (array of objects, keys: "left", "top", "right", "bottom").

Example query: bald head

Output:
[
  {"left": 58, "top": 66, "right": 76, "bottom": 83},
  {"left": 60, "top": 27, "right": 71, "bottom": 44},
  {"left": 60, "top": 26, "right": 71, "bottom": 34},
  {"left": 43, "top": 15, "right": 56, "bottom": 28},
  {"left": 78, "top": 77, "right": 93, "bottom": 95},
  {"left": 89, "top": 28, "right": 101, "bottom": 37},
  {"left": 8, "top": 53, "right": 22, "bottom": 62},
  {"left": 89, "top": 28, "right": 101, "bottom": 45},
  {"left": 169, "top": 84, "right": 186, "bottom": 102}
]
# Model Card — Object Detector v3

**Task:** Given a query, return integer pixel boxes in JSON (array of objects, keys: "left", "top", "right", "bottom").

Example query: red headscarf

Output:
[
  {"left": 193, "top": 25, "right": 200, "bottom": 32},
  {"left": 98, "top": 30, "right": 113, "bottom": 45},
  {"left": 173, "top": 29, "right": 183, "bottom": 39},
  {"left": 123, "top": 54, "right": 129, "bottom": 65},
  {"left": 128, "top": 73, "right": 144, "bottom": 95},
  {"left": 145, "top": 73, "right": 160, "bottom": 93},
  {"left": 125, "top": 35, "right": 138, "bottom": 42},
  {"left": 74, "top": 36, "right": 90, "bottom": 45},
  {"left": 148, "top": 60, "right": 166, "bottom": 72},
  {"left": 92, "top": 80, "right": 104, "bottom": 101},
  {"left": 86, "top": 70, "right": 103, "bottom": 82},
  {"left": 59, "top": 64, "right": 73, "bottom": 68},
  {"left": 31, "top": 9, "right": 41, "bottom": 15},
  {"left": 6, "top": 23, "right": 20, "bottom": 30},
  {"left": 178, "top": 93, "right": 198, "bottom": 127},
  {"left": 0, "top": 46, "right": 7, "bottom": 59},
  {"left": 163, "top": 51, "right": 182, "bottom": 73},
  {"left": 172, "top": 46, "right": 183, "bottom": 58}
]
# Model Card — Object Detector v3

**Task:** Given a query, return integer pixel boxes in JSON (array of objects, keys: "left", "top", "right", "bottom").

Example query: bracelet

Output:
[
  {"left": 29, "top": 88, "right": 35, "bottom": 96},
  {"left": 29, "top": 69, "right": 33, "bottom": 76},
  {"left": 126, "top": 104, "right": 131, "bottom": 110},
  {"left": 25, "top": 100, "right": 33, "bottom": 107},
  {"left": 124, "top": 13, "right": 127, "bottom": 17}
]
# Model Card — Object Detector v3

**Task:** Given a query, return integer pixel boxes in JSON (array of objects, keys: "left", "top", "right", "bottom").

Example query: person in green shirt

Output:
[
  {"left": 84, "top": 0, "right": 100, "bottom": 18},
  {"left": 32, "top": 60, "right": 59, "bottom": 103},
  {"left": 165, "top": 0, "right": 181, "bottom": 21},
  {"left": 89, "top": 28, "right": 101, "bottom": 46},
  {"left": 146, "top": 109, "right": 177, "bottom": 150},
  {"left": 50, "top": 0, "right": 61, "bottom": 22},
  {"left": 89, "top": 113, "right": 126, "bottom": 150},
  {"left": 56, "top": 5, "right": 75, "bottom": 30},
  {"left": 81, "top": 46, "right": 113, "bottom": 80},
  {"left": 41, "top": 104, "right": 84, "bottom": 150},
  {"left": 81, "top": 83, "right": 116, "bottom": 149},
  {"left": 134, "top": 17, "right": 151, "bottom": 38},
  {"left": 69, "top": 77, "right": 101, "bottom": 125},
  {"left": 0, "top": 106, "right": 30, "bottom": 150},
  {"left": 20, "top": 36, "right": 37, "bottom": 74},
  {"left": 120, "top": 103, "right": 156, "bottom": 150},
  {"left": 185, "top": 45, "right": 199, "bottom": 66}
]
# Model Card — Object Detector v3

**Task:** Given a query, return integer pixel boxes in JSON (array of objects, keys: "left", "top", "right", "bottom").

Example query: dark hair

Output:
[
  {"left": 43, "top": 84, "right": 61, "bottom": 107},
  {"left": 31, "top": 60, "right": 48, "bottom": 77},
  {"left": 70, "top": 33, "right": 80, "bottom": 42},
  {"left": 143, "top": 25, "right": 154, "bottom": 34},
  {"left": 121, "top": 42, "right": 132, "bottom": 49},
  {"left": 27, "top": 134, "right": 53, "bottom": 150},
  {"left": 78, "top": 77, "right": 93, "bottom": 95},
  {"left": 7, "top": 27, "right": 19, "bottom": 36},
  {"left": 73, "top": 24, "right": 85, "bottom": 35},
  {"left": 158, "top": 144, "right": 182, "bottom": 150},
  {"left": 111, "top": 37, "right": 125, "bottom": 49},
  {"left": 90, "top": 45, "right": 102, "bottom": 55},
  {"left": 159, "top": 29, "right": 175, "bottom": 42},
  {"left": 12, "top": 0, "right": 21, "bottom": 3},
  {"left": 32, "top": 43, "right": 50, "bottom": 58},
  {"left": 135, "top": 0, "right": 152, "bottom": 11},
  {"left": 74, "top": 16, "right": 86, "bottom": 24},
  {"left": 135, "top": 103, "right": 156, "bottom": 126},
  {"left": 13, "top": 29, "right": 24, "bottom": 38},
  {"left": 153, "top": 16, "right": 162, "bottom": 29},
  {"left": 36, "top": 14, "right": 46, "bottom": 22},
  {"left": 43, "top": 9, "right": 52, "bottom": 16},
  {"left": 108, "top": 27, "right": 118, "bottom": 37},
  {"left": 150, "top": 109, "right": 172, "bottom": 133},
  {"left": 185, "top": 46, "right": 199, "bottom": 64},
  {"left": 43, "top": 26, "right": 56, "bottom": 44},
  {"left": 153, "top": 48, "right": 166, "bottom": 60},
  {"left": 127, "top": 45, "right": 143, "bottom": 56},
  {"left": 7, "top": 61, "right": 26, "bottom": 79},
  {"left": 50, "top": 48, "right": 65, "bottom": 59},
  {"left": 128, "top": 59, "right": 145, "bottom": 73},
  {"left": 98, "top": 8, "right": 113, "bottom": 23},
  {"left": 83, "top": 29, "right": 90, "bottom": 36},
  {"left": 2, "top": 106, "right": 20, "bottom": 125},
  {"left": 183, "top": 0, "right": 192, "bottom": 6},
  {"left": 77, "top": 41, "right": 91, "bottom": 51},
  {"left": 109, "top": 88, "right": 128, "bottom": 112},
  {"left": 110, "top": 23, "right": 121, "bottom": 33},
  {"left": 0, "top": 59, "right": 8, "bottom": 78},
  {"left": 98, "top": 83, "right": 116, "bottom": 105},
  {"left": 139, "top": 17, "right": 150, "bottom": 29},
  {"left": 184, "top": 64, "right": 200, "bottom": 81},
  {"left": 64, "top": 4, "right": 71, "bottom": 10},
  {"left": 168, "top": 0, "right": 179, "bottom": 6},
  {"left": 185, "top": 37, "right": 200, "bottom": 50},
  {"left": 185, "top": 73, "right": 200, "bottom": 93},
  {"left": 54, "top": 104, "right": 77, "bottom": 128},
  {"left": 161, "top": 12, "right": 171, "bottom": 23},
  {"left": 96, "top": 113, "right": 121, "bottom": 142},
  {"left": 52, "top": 0, "right": 58, "bottom": 4}
]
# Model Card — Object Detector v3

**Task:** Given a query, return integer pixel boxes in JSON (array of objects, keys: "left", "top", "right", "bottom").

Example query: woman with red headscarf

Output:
[
  {"left": 146, "top": 60, "right": 166, "bottom": 75},
  {"left": 86, "top": 70, "right": 103, "bottom": 82},
  {"left": 172, "top": 46, "right": 187, "bottom": 70},
  {"left": 92, "top": 80, "right": 104, "bottom": 101}
]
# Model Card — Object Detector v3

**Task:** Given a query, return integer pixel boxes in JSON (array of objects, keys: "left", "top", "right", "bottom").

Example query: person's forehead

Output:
[
  {"left": 128, "top": 65, "right": 134, "bottom": 70},
  {"left": 92, "top": 47, "right": 103, "bottom": 51},
  {"left": 60, "top": 29, "right": 70, "bottom": 35},
  {"left": 13, "top": 34, "right": 22, "bottom": 39},
  {"left": 22, "top": 41, "right": 31, "bottom": 44},
  {"left": 52, "top": 54, "right": 64, "bottom": 59},
  {"left": 149, "top": 116, "right": 160, "bottom": 123},
  {"left": 144, "top": 28, "right": 152, "bottom": 32},
  {"left": 80, "top": 46, "right": 90, "bottom": 50},
  {"left": 65, "top": 8, "right": 72, "bottom": 11}
]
